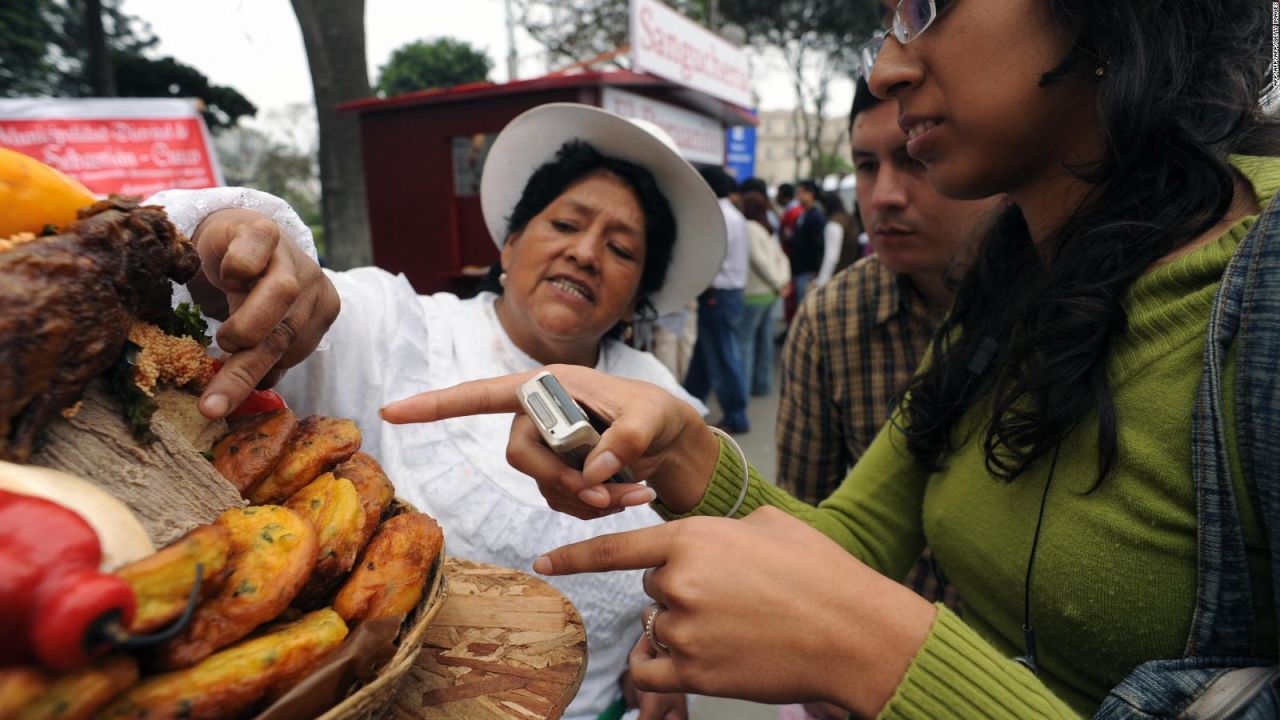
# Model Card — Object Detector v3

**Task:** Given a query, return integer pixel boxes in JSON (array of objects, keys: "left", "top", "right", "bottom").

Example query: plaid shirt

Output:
[{"left": 776, "top": 254, "right": 961, "bottom": 608}]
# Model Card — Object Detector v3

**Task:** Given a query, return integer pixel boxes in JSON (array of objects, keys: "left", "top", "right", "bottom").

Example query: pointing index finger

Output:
[
  {"left": 379, "top": 371, "right": 537, "bottom": 424},
  {"left": 532, "top": 524, "right": 675, "bottom": 576}
]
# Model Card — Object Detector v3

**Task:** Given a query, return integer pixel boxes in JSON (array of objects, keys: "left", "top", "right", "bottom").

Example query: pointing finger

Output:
[
  {"left": 532, "top": 524, "right": 674, "bottom": 576},
  {"left": 380, "top": 371, "right": 536, "bottom": 424}
]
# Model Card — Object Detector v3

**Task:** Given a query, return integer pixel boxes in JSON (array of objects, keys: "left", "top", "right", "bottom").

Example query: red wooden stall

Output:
[{"left": 340, "top": 71, "right": 755, "bottom": 297}]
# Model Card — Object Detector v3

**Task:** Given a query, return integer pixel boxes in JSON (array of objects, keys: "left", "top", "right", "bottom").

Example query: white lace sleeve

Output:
[{"left": 144, "top": 187, "right": 325, "bottom": 347}]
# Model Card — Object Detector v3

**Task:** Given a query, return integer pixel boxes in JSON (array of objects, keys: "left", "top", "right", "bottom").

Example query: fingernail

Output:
[
  {"left": 622, "top": 487, "right": 657, "bottom": 507},
  {"left": 578, "top": 486, "right": 610, "bottom": 508},
  {"left": 202, "top": 393, "right": 231, "bottom": 418},
  {"left": 532, "top": 555, "right": 553, "bottom": 574},
  {"left": 584, "top": 451, "right": 622, "bottom": 479}
]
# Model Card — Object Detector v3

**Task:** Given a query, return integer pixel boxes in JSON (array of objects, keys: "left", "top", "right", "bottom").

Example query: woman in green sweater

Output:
[{"left": 383, "top": 0, "right": 1280, "bottom": 717}]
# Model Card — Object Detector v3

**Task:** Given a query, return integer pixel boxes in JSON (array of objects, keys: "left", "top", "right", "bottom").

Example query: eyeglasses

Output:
[{"left": 858, "top": 0, "right": 946, "bottom": 84}]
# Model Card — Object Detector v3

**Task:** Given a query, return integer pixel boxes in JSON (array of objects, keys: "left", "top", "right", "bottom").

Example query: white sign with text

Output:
[
  {"left": 629, "top": 0, "right": 752, "bottom": 108},
  {"left": 601, "top": 88, "right": 725, "bottom": 165}
]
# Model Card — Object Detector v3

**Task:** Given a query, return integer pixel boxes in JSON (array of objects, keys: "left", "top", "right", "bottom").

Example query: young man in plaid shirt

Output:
[{"left": 776, "top": 79, "right": 1005, "bottom": 606}]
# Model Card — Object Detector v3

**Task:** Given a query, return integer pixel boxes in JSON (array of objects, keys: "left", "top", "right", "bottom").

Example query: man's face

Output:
[
  {"left": 797, "top": 186, "right": 815, "bottom": 206},
  {"left": 852, "top": 101, "right": 1002, "bottom": 277}
]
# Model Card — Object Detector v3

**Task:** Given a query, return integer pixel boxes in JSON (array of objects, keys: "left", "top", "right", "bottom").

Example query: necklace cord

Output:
[{"left": 1018, "top": 445, "right": 1062, "bottom": 674}]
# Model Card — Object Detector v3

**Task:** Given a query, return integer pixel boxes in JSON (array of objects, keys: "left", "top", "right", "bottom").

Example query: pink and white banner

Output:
[
  {"left": 630, "top": 0, "right": 753, "bottom": 109},
  {"left": 0, "top": 98, "right": 222, "bottom": 198},
  {"left": 602, "top": 88, "right": 725, "bottom": 165}
]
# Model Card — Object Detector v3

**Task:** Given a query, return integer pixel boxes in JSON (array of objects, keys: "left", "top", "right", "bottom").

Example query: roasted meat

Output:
[{"left": 0, "top": 197, "right": 199, "bottom": 461}]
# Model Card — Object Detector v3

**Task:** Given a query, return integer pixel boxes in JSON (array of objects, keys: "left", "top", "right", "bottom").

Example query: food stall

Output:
[
  {"left": 340, "top": 71, "right": 756, "bottom": 296},
  {"left": 0, "top": 150, "right": 587, "bottom": 718}
]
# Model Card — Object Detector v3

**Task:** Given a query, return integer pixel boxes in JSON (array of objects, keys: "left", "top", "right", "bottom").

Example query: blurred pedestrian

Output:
[
  {"left": 789, "top": 179, "right": 826, "bottom": 302},
  {"left": 777, "top": 182, "right": 801, "bottom": 244},
  {"left": 814, "top": 190, "right": 862, "bottom": 286},
  {"left": 737, "top": 190, "right": 790, "bottom": 397},
  {"left": 684, "top": 165, "right": 751, "bottom": 434},
  {"left": 740, "top": 176, "right": 779, "bottom": 230}
]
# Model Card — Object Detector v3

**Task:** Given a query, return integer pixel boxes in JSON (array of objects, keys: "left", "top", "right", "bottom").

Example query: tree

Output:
[
  {"left": 376, "top": 38, "right": 493, "bottom": 97},
  {"left": 114, "top": 54, "right": 256, "bottom": 132},
  {"left": 813, "top": 150, "right": 853, "bottom": 177},
  {"left": 291, "top": 0, "right": 374, "bottom": 270},
  {"left": 718, "top": 0, "right": 878, "bottom": 177},
  {"left": 0, "top": 0, "right": 156, "bottom": 97},
  {"left": 0, "top": 0, "right": 255, "bottom": 133},
  {"left": 515, "top": 0, "right": 706, "bottom": 70},
  {"left": 514, "top": 0, "right": 876, "bottom": 176}
]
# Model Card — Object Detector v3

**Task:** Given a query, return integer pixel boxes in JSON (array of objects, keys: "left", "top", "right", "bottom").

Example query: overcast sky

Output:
[{"left": 119, "top": 0, "right": 854, "bottom": 142}]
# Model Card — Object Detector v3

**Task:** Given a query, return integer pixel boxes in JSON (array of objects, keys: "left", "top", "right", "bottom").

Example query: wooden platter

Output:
[{"left": 389, "top": 558, "right": 588, "bottom": 720}]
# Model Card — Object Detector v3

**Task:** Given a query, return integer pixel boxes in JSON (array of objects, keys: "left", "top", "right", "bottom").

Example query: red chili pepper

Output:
[
  {"left": 0, "top": 490, "right": 136, "bottom": 670},
  {"left": 227, "top": 388, "right": 288, "bottom": 418},
  {"left": 210, "top": 359, "right": 290, "bottom": 417}
]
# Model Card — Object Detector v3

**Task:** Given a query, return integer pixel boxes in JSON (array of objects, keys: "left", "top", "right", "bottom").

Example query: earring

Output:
[
  {"left": 622, "top": 320, "right": 634, "bottom": 342},
  {"left": 1094, "top": 66, "right": 1105, "bottom": 77},
  {"left": 499, "top": 271, "right": 508, "bottom": 287}
]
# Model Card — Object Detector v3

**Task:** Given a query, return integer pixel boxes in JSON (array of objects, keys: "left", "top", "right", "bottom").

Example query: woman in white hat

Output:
[{"left": 150, "top": 103, "right": 725, "bottom": 720}]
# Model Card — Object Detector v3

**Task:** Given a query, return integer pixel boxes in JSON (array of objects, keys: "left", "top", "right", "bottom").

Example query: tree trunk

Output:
[
  {"left": 291, "top": 0, "right": 373, "bottom": 270},
  {"left": 85, "top": 0, "right": 117, "bottom": 96}
]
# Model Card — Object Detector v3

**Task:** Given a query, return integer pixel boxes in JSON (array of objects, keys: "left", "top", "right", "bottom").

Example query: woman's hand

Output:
[
  {"left": 534, "top": 507, "right": 937, "bottom": 718},
  {"left": 187, "top": 208, "right": 340, "bottom": 419},
  {"left": 380, "top": 365, "right": 721, "bottom": 517},
  {"left": 622, "top": 668, "right": 688, "bottom": 720}
]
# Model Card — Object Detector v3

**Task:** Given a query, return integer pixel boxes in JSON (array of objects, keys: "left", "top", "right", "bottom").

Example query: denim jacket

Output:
[{"left": 1095, "top": 182, "right": 1280, "bottom": 717}]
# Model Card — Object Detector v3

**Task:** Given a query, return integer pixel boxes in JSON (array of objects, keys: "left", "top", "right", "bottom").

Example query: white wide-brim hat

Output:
[{"left": 480, "top": 103, "right": 726, "bottom": 317}]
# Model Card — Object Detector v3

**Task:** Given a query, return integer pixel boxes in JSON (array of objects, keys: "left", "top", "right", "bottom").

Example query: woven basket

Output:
[{"left": 316, "top": 498, "right": 450, "bottom": 720}]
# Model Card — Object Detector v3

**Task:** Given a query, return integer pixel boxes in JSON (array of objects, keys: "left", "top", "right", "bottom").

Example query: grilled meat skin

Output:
[{"left": 0, "top": 197, "right": 200, "bottom": 461}]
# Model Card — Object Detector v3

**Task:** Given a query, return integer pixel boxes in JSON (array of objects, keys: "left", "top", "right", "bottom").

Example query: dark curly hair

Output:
[
  {"left": 485, "top": 139, "right": 677, "bottom": 325},
  {"left": 896, "top": 0, "right": 1280, "bottom": 485}
]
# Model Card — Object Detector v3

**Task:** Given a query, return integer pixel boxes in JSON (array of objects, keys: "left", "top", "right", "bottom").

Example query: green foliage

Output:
[
  {"left": 113, "top": 54, "right": 256, "bottom": 131},
  {"left": 0, "top": 0, "right": 155, "bottom": 97},
  {"left": 0, "top": 0, "right": 254, "bottom": 132},
  {"left": 161, "top": 302, "right": 212, "bottom": 347},
  {"left": 375, "top": 38, "right": 493, "bottom": 97},
  {"left": 0, "top": 0, "right": 61, "bottom": 96},
  {"left": 109, "top": 341, "right": 158, "bottom": 444},
  {"left": 813, "top": 151, "right": 853, "bottom": 177}
]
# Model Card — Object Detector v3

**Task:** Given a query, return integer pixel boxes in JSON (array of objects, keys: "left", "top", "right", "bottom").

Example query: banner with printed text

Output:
[
  {"left": 630, "top": 0, "right": 753, "bottom": 108},
  {"left": 0, "top": 98, "right": 222, "bottom": 198}
]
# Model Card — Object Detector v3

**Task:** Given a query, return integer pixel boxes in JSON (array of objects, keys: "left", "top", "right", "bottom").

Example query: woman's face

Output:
[
  {"left": 500, "top": 170, "right": 647, "bottom": 345},
  {"left": 868, "top": 0, "right": 1104, "bottom": 202}
]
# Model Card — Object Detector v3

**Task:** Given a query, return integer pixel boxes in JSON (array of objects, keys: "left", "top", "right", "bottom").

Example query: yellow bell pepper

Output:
[{"left": 0, "top": 148, "right": 98, "bottom": 238}]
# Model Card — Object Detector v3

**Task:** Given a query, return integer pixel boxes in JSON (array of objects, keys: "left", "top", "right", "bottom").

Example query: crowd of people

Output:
[
  {"left": 653, "top": 167, "right": 867, "bottom": 438},
  {"left": 167, "top": 0, "right": 1277, "bottom": 717}
]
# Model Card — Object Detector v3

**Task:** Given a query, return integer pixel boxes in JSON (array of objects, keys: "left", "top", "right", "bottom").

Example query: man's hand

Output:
[{"left": 188, "top": 208, "right": 339, "bottom": 418}]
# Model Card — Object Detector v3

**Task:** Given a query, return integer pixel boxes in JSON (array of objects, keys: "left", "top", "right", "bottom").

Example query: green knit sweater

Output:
[{"left": 661, "top": 155, "right": 1280, "bottom": 718}]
